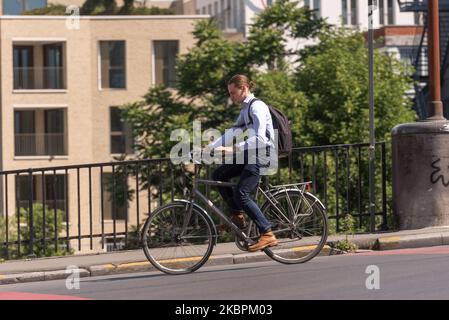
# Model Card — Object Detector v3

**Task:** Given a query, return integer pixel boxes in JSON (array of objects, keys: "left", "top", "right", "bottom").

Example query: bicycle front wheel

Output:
[
  {"left": 142, "top": 201, "right": 215, "bottom": 275},
  {"left": 260, "top": 190, "right": 328, "bottom": 264}
]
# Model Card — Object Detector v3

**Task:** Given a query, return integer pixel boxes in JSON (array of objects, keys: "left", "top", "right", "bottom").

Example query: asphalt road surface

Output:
[{"left": 1, "top": 246, "right": 449, "bottom": 300}]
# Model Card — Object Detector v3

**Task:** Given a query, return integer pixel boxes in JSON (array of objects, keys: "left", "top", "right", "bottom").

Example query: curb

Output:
[
  {"left": 1, "top": 231, "right": 447, "bottom": 286},
  {"left": 0, "top": 245, "right": 343, "bottom": 285},
  {"left": 372, "top": 232, "right": 449, "bottom": 250}
]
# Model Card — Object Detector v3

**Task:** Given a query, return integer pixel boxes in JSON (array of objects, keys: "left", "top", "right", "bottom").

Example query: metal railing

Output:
[
  {"left": 15, "top": 133, "right": 66, "bottom": 156},
  {"left": 0, "top": 142, "right": 389, "bottom": 260},
  {"left": 13, "top": 67, "right": 66, "bottom": 90}
]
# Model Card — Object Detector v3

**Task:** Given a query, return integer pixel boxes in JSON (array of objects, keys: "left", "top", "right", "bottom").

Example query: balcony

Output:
[
  {"left": 13, "top": 42, "right": 66, "bottom": 91},
  {"left": 14, "top": 66, "right": 65, "bottom": 90},
  {"left": 15, "top": 133, "right": 67, "bottom": 156}
]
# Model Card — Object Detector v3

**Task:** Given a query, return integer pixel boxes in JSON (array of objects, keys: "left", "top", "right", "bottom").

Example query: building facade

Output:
[{"left": 0, "top": 9, "right": 205, "bottom": 254}]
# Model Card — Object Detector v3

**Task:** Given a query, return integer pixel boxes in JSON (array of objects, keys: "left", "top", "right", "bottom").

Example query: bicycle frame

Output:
[{"left": 179, "top": 163, "right": 313, "bottom": 247}]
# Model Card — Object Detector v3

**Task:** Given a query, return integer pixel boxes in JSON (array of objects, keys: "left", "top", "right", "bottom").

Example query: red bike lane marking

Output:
[
  {"left": 0, "top": 292, "right": 90, "bottom": 300},
  {"left": 350, "top": 246, "right": 449, "bottom": 256}
]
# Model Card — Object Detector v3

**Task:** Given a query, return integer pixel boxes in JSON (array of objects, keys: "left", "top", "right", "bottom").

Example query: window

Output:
[
  {"left": 304, "top": 0, "right": 320, "bottom": 19},
  {"left": 101, "top": 173, "right": 127, "bottom": 221},
  {"left": 100, "top": 41, "right": 126, "bottom": 89},
  {"left": 220, "top": 0, "right": 225, "bottom": 28},
  {"left": 202, "top": 6, "right": 206, "bottom": 14},
  {"left": 341, "top": 0, "right": 348, "bottom": 25},
  {"left": 414, "top": 12, "right": 424, "bottom": 25},
  {"left": 13, "top": 46, "right": 34, "bottom": 89},
  {"left": 110, "top": 107, "right": 134, "bottom": 155},
  {"left": 16, "top": 174, "right": 68, "bottom": 219},
  {"left": 3, "top": 0, "right": 47, "bottom": 14},
  {"left": 153, "top": 40, "right": 179, "bottom": 87},
  {"left": 44, "top": 109, "right": 65, "bottom": 155},
  {"left": 313, "top": 0, "right": 321, "bottom": 19},
  {"left": 13, "top": 42, "right": 66, "bottom": 90},
  {"left": 14, "top": 110, "right": 36, "bottom": 155},
  {"left": 379, "top": 0, "right": 385, "bottom": 25},
  {"left": 350, "top": 0, "right": 357, "bottom": 25},
  {"left": 232, "top": 0, "right": 238, "bottom": 27},
  {"left": 226, "top": 0, "right": 231, "bottom": 28},
  {"left": 214, "top": 1, "right": 218, "bottom": 16},
  {"left": 44, "top": 44, "right": 64, "bottom": 89},
  {"left": 387, "top": 0, "right": 394, "bottom": 25},
  {"left": 14, "top": 109, "right": 67, "bottom": 156}
]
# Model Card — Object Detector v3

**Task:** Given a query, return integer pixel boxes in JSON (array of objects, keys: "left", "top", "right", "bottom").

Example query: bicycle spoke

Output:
[
  {"left": 259, "top": 190, "right": 328, "bottom": 264},
  {"left": 142, "top": 202, "right": 214, "bottom": 274}
]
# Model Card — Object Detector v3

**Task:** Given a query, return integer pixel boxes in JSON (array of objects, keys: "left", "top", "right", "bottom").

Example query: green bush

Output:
[
  {"left": 22, "top": 4, "right": 68, "bottom": 15},
  {"left": 18, "top": 203, "right": 73, "bottom": 258},
  {"left": 0, "top": 204, "right": 73, "bottom": 259},
  {"left": 332, "top": 238, "right": 358, "bottom": 253}
]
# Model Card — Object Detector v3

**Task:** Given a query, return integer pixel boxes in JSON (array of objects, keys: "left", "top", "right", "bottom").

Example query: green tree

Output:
[
  {"left": 297, "top": 29, "right": 416, "bottom": 146},
  {"left": 295, "top": 29, "right": 416, "bottom": 231},
  {"left": 119, "top": 1, "right": 417, "bottom": 233},
  {"left": 120, "top": 1, "right": 323, "bottom": 159}
]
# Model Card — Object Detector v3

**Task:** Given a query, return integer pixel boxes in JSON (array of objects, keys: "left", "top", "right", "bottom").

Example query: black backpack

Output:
[{"left": 247, "top": 99, "right": 293, "bottom": 158}]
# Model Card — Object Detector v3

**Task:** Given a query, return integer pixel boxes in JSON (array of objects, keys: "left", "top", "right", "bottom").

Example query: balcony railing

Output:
[
  {"left": 13, "top": 67, "right": 66, "bottom": 90},
  {"left": 15, "top": 133, "right": 66, "bottom": 156}
]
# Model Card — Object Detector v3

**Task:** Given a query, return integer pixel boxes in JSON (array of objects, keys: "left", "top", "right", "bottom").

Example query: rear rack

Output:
[{"left": 268, "top": 181, "right": 312, "bottom": 189}]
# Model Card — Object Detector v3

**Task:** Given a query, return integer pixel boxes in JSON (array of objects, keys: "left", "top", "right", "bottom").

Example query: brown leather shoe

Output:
[
  {"left": 248, "top": 231, "right": 278, "bottom": 252},
  {"left": 217, "top": 213, "right": 247, "bottom": 232}
]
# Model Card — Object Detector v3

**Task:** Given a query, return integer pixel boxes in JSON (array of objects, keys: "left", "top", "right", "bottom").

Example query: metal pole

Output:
[
  {"left": 368, "top": 0, "right": 376, "bottom": 232},
  {"left": 427, "top": 0, "right": 445, "bottom": 120}
]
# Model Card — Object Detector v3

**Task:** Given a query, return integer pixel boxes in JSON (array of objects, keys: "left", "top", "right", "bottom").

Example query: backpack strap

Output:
[
  {"left": 247, "top": 98, "right": 260, "bottom": 125},
  {"left": 246, "top": 98, "right": 272, "bottom": 142}
]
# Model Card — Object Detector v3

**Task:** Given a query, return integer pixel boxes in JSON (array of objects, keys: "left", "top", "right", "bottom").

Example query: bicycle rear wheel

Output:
[
  {"left": 142, "top": 201, "right": 215, "bottom": 275},
  {"left": 257, "top": 190, "right": 328, "bottom": 264}
]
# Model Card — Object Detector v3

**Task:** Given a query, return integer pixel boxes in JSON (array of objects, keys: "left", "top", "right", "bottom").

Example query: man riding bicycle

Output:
[{"left": 204, "top": 74, "right": 278, "bottom": 252}]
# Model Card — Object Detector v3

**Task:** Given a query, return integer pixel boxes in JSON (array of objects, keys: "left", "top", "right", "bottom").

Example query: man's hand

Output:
[{"left": 214, "top": 146, "right": 234, "bottom": 153}]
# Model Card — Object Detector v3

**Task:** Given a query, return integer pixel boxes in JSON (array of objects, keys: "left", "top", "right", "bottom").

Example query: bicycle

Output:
[{"left": 141, "top": 151, "right": 329, "bottom": 275}]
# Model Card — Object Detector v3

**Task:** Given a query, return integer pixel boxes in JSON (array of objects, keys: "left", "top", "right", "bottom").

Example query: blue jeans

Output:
[{"left": 212, "top": 162, "right": 272, "bottom": 234}]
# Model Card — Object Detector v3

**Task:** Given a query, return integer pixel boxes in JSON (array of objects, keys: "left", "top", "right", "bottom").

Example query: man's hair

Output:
[{"left": 228, "top": 74, "right": 256, "bottom": 91}]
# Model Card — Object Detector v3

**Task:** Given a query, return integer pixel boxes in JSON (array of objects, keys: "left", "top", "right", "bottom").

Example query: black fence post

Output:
[{"left": 28, "top": 169, "right": 36, "bottom": 259}]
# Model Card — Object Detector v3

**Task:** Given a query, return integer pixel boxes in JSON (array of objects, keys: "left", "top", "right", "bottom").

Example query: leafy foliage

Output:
[
  {"left": 117, "top": 1, "right": 417, "bottom": 234},
  {"left": 0, "top": 204, "right": 72, "bottom": 259}
]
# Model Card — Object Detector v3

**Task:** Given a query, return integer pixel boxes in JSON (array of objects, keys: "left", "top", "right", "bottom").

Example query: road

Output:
[{"left": 1, "top": 246, "right": 449, "bottom": 300}]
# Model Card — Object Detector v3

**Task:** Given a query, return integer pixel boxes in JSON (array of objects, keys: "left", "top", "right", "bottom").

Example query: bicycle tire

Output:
[
  {"left": 249, "top": 190, "right": 328, "bottom": 264},
  {"left": 142, "top": 201, "right": 215, "bottom": 275}
]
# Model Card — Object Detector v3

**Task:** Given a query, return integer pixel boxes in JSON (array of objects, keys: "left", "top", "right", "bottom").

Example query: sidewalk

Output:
[{"left": 1, "top": 226, "right": 449, "bottom": 285}]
